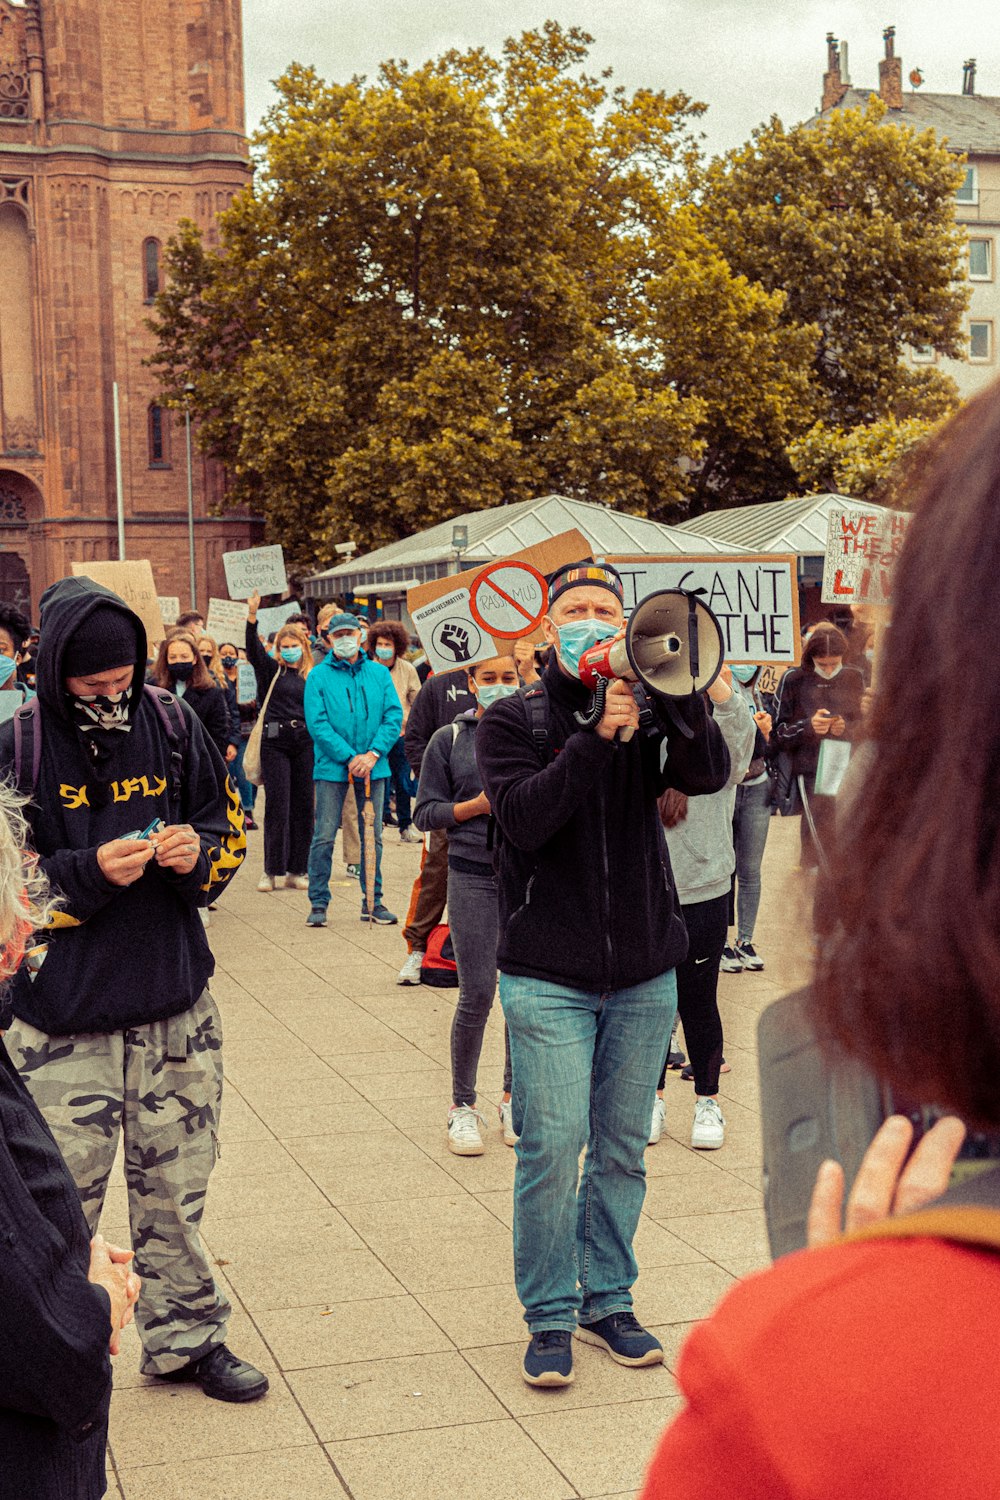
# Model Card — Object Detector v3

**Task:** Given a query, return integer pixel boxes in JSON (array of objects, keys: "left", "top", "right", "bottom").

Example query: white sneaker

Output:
[
  {"left": 399, "top": 826, "right": 422, "bottom": 844},
  {"left": 691, "top": 1097, "right": 725, "bottom": 1150},
  {"left": 499, "top": 1099, "right": 519, "bottom": 1146},
  {"left": 256, "top": 874, "right": 275, "bottom": 893},
  {"left": 648, "top": 1095, "right": 666, "bottom": 1146},
  {"left": 397, "top": 950, "right": 424, "bottom": 986},
  {"left": 447, "top": 1105, "right": 486, "bottom": 1156},
  {"left": 285, "top": 874, "right": 309, "bottom": 890}
]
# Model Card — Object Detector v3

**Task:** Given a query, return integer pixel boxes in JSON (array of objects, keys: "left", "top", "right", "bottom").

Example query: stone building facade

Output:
[
  {"left": 0, "top": 0, "right": 262, "bottom": 619},
  {"left": 817, "top": 28, "right": 1000, "bottom": 401}
]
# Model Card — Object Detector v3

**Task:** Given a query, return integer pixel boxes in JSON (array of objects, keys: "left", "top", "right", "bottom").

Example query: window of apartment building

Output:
[
  {"left": 969, "top": 238, "right": 993, "bottom": 280},
  {"left": 148, "top": 403, "right": 171, "bottom": 466},
  {"left": 910, "top": 344, "right": 936, "bottom": 363},
  {"left": 969, "top": 321, "right": 993, "bottom": 363},
  {"left": 143, "top": 238, "right": 162, "bottom": 303},
  {"left": 956, "top": 166, "right": 978, "bottom": 205}
]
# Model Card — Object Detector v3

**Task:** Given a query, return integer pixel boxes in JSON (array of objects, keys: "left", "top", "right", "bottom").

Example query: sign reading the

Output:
[
  {"left": 71, "top": 560, "right": 165, "bottom": 647},
  {"left": 205, "top": 597, "right": 249, "bottom": 642},
  {"left": 603, "top": 555, "right": 800, "bottom": 664},
  {"left": 236, "top": 661, "right": 258, "bottom": 705},
  {"left": 223, "top": 545, "right": 288, "bottom": 600},
  {"left": 822, "top": 508, "right": 911, "bottom": 607},
  {"left": 469, "top": 561, "right": 548, "bottom": 639}
]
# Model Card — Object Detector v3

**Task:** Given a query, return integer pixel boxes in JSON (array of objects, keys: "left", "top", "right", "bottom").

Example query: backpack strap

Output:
[
  {"left": 12, "top": 696, "right": 40, "bottom": 796},
  {"left": 845, "top": 1164, "right": 1000, "bottom": 1255},
  {"left": 519, "top": 683, "right": 551, "bottom": 766},
  {"left": 142, "top": 684, "right": 189, "bottom": 821}
]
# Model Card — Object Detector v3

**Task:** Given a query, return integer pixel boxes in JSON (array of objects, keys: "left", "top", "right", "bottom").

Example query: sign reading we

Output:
[{"left": 822, "top": 509, "right": 911, "bottom": 607}]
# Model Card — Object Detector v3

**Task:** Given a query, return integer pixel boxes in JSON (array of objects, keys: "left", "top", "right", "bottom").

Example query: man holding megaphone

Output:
[{"left": 476, "top": 559, "right": 730, "bottom": 1390}]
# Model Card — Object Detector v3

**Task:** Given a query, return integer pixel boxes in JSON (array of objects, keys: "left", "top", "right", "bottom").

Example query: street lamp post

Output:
[{"left": 184, "top": 383, "right": 196, "bottom": 610}]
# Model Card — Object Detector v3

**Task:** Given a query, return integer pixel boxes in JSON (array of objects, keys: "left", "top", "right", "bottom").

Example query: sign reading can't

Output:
[{"left": 469, "top": 561, "right": 549, "bottom": 639}]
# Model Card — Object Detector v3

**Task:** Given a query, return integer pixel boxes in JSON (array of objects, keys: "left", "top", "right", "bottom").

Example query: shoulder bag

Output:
[{"left": 242, "top": 670, "right": 280, "bottom": 787}]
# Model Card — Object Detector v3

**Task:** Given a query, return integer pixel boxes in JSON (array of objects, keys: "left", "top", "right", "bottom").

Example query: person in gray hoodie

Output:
[
  {"left": 650, "top": 669, "right": 756, "bottom": 1151},
  {"left": 413, "top": 654, "right": 516, "bottom": 1157}
]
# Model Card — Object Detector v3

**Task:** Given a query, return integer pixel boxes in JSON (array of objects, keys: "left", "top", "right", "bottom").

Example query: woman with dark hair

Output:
[
  {"left": 771, "top": 625, "right": 864, "bottom": 868},
  {"left": 368, "top": 620, "right": 421, "bottom": 843},
  {"left": 151, "top": 629, "right": 232, "bottom": 763},
  {"left": 641, "top": 386, "right": 1000, "bottom": 1499},
  {"left": 0, "top": 783, "right": 140, "bottom": 1499}
]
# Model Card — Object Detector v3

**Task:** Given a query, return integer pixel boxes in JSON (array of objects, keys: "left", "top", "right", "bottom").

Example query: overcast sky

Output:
[{"left": 241, "top": 1, "right": 998, "bottom": 158}]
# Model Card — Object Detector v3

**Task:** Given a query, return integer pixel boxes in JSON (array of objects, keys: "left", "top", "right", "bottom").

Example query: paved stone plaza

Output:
[{"left": 102, "top": 812, "right": 810, "bottom": 1500}]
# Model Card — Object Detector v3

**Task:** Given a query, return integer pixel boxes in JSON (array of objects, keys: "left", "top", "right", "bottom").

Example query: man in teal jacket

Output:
[{"left": 304, "top": 614, "right": 403, "bottom": 927}]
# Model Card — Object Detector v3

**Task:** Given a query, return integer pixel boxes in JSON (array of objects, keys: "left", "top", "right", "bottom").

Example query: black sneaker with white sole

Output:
[
  {"left": 360, "top": 904, "right": 398, "bottom": 925},
  {"left": 736, "top": 940, "right": 765, "bottom": 971},
  {"left": 575, "top": 1312, "right": 663, "bottom": 1367},
  {"left": 523, "top": 1330, "right": 574, "bottom": 1387},
  {"left": 719, "top": 943, "right": 743, "bottom": 973}
]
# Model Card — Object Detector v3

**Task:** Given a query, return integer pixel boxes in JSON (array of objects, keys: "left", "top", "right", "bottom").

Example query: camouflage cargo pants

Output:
[{"left": 5, "top": 989, "right": 231, "bottom": 1376}]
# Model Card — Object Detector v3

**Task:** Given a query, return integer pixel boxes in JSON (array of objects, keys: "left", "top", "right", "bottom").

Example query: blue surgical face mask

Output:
[
  {"left": 555, "top": 619, "right": 615, "bottom": 678},
  {"left": 0, "top": 653, "right": 17, "bottom": 688},
  {"left": 375, "top": 645, "right": 394, "bottom": 663},
  {"left": 332, "top": 635, "right": 359, "bottom": 660},
  {"left": 475, "top": 681, "right": 519, "bottom": 708},
  {"left": 280, "top": 645, "right": 303, "bottom": 665},
  {"left": 729, "top": 664, "right": 757, "bottom": 685}
]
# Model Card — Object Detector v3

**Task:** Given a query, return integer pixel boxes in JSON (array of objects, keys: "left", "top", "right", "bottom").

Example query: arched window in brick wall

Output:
[
  {"left": 143, "top": 238, "right": 162, "bottom": 303},
  {"left": 148, "top": 403, "right": 170, "bottom": 467}
]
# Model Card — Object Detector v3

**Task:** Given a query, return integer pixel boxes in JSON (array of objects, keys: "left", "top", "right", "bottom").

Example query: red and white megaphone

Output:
[{"left": 576, "top": 590, "right": 725, "bottom": 739}]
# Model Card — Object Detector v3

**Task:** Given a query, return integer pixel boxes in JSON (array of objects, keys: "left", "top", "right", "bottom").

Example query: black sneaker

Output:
[
  {"left": 522, "top": 1329, "right": 574, "bottom": 1387},
  {"left": 157, "top": 1344, "right": 270, "bottom": 1403},
  {"left": 361, "top": 904, "right": 398, "bottom": 925},
  {"left": 576, "top": 1312, "right": 663, "bottom": 1367},
  {"left": 680, "top": 1057, "right": 730, "bottom": 1082},
  {"left": 736, "top": 940, "right": 765, "bottom": 971},
  {"left": 665, "top": 1045, "right": 687, "bottom": 1071},
  {"left": 720, "top": 943, "right": 743, "bottom": 973},
  {"left": 306, "top": 906, "right": 327, "bottom": 928}
]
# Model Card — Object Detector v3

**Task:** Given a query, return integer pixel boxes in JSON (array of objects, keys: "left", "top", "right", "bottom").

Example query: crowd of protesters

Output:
[{"left": 4, "top": 378, "right": 999, "bottom": 1500}]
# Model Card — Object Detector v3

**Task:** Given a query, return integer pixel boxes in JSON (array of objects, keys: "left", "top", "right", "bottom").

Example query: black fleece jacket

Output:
[
  {"left": 0, "top": 577, "right": 246, "bottom": 1035},
  {"left": 404, "top": 671, "right": 476, "bottom": 776},
  {"left": 475, "top": 658, "right": 730, "bottom": 992},
  {"left": 0, "top": 1041, "right": 112, "bottom": 1499}
]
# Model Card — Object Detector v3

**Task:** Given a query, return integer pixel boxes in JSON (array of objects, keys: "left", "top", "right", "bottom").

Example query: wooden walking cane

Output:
[{"left": 352, "top": 771, "right": 377, "bottom": 924}]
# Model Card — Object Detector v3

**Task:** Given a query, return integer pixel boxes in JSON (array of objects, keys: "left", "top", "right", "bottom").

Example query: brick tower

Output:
[{"left": 0, "top": 0, "right": 262, "bottom": 619}]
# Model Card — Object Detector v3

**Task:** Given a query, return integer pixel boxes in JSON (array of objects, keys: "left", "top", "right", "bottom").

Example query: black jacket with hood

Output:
[
  {"left": 0, "top": 578, "right": 246, "bottom": 1035},
  {"left": 475, "top": 657, "right": 730, "bottom": 993}
]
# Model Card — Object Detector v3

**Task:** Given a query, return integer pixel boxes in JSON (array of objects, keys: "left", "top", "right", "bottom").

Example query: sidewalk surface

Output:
[{"left": 104, "top": 812, "right": 810, "bottom": 1500}]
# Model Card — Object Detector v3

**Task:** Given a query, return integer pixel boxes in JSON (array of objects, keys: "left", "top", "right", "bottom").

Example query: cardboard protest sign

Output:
[
  {"left": 754, "top": 662, "right": 789, "bottom": 699},
  {"left": 256, "top": 601, "right": 300, "bottom": 640},
  {"left": 205, "top": 597, "right": 249, "bottom": 642},
  {"left": 157, "top": 596, "right": 180, "bottom": 626},
  {"left": 407, "top": 530, "right": 589, "bottom": 675},
  {"left": 71, "top": 560, "right": 165, "bottom": 646},
  {"left": 223, "top": 544, "right": 288, "bottom": 600},
  {"left": 822, "top": 508, "right": 911, "bottom": 607},
  {"left": 603, "top": 555, "right": 800, "bottom": 664},
  {"left": 236, "top": 661, "right": 257, "bottom": 705},
  {"left": 469, "top": 562, "right": 548, "bottom": 639}
]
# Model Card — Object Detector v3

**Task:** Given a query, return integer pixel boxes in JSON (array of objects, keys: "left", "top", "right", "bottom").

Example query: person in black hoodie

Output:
[
  {"left": 476, "top": 560, "right": 729, "bottom": 1390},
  {"left": 151, "top": 628, "right": 233, "bottom": 762},
  {"left": 0, "top": 577, "right": 268, "bottom": 1404}
]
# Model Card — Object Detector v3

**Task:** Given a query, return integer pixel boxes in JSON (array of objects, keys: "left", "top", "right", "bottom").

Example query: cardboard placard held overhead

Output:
[
  {"left": 602, "top": 555, "right": 800, "bottom": 664},
  {"left": 205, "top": 597, "right": 249, "bottom": 642},
  {"left": 822, "top": 508, "right": 911, "bottom": 607},
  {"left": 223, "top": 544, "right": 288, "bottom": 601},
  {"left": 407, "top": 530, "right": 589, "bottom": 675},
  {"left": 71, "top": 560, "right": 165, "bottom": 647},
  {"left": 256, "top": 601, "right": 300, "bottom": 640}
]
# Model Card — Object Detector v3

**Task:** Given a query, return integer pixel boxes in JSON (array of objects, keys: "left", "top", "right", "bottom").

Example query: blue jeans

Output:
[
  {"left": 499, "top": 969, "right": 677, "bottom": 1332},
  {"left": 733, "top": 777, "right": 771, "bottom": 942},
  {"left": 307, "top": 778, "right": 386, "bottom": 911},
  {"left": 232, "top": 736, "right": 256, "bottom": 813},
  {"left": 386, "top": 737, "right": 415, "bottom": 831}
]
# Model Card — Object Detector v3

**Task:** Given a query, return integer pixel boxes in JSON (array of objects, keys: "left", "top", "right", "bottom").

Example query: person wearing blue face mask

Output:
[
  {"left": 367, "top": 622, "right": 421, "bottom": 844},
  {"left": 0, "top": 602, "right": 34, "bottom": 726},
  {"left": 413, "top": 654, "right": 518, "bottom": 1157},
  {"left": 476, "top": 559, "right": 730, "bottom": 1389},
  {"left": 245, "top": 593, "right": 315, "bottom": 892},
  {"left": 303, "top": 613, "right": 403, "bottom": 927}
]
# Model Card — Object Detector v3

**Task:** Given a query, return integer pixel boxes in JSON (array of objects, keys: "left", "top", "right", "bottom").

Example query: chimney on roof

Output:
[
  {"left": 822, "top": 33, "right": 850, "bottom": 112},
  {"left": 879, "top": 25, "right": 903, "bottom": 110},
  {"left": 963, "top": 58, "right": 977, "bottom": 96}
]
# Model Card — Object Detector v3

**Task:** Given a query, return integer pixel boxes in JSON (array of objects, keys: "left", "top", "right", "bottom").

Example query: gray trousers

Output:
[
  {"left": 5, "top": 990, "right": 230, "bottom": 1375},
  {"left": 447, "top": 865, "right": 512, "bottom": 1107}
]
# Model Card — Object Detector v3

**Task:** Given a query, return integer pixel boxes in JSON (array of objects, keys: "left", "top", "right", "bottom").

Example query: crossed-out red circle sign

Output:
[{"left": 469, "top": 561, "right": 549, "bottom": 639}]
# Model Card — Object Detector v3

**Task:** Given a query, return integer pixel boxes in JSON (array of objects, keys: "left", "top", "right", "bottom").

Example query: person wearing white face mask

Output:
[
  {"left": 413, "top": 654, "right": 518, "bottom": 1156},
  {"left": 772, "top": 624, "right": 865, "bottom": 870}
]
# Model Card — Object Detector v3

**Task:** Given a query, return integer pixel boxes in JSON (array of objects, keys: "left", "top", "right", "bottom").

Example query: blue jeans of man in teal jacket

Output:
[{"left": 303, "top": 648, "right": 402, "bottom": 912}]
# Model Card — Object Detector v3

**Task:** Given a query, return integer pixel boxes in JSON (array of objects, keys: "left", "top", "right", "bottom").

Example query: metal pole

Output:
[
  {"left": 112, "top": 381, "right": 126, "bottom": 560},
  {"left": 185, "top": 407, "right": 196, "bottom": 610}
]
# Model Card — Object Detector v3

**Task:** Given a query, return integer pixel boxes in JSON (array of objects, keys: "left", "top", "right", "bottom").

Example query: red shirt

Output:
[{"left": 642, "top": 1236, "right": 1000, "bottom": 1499}]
